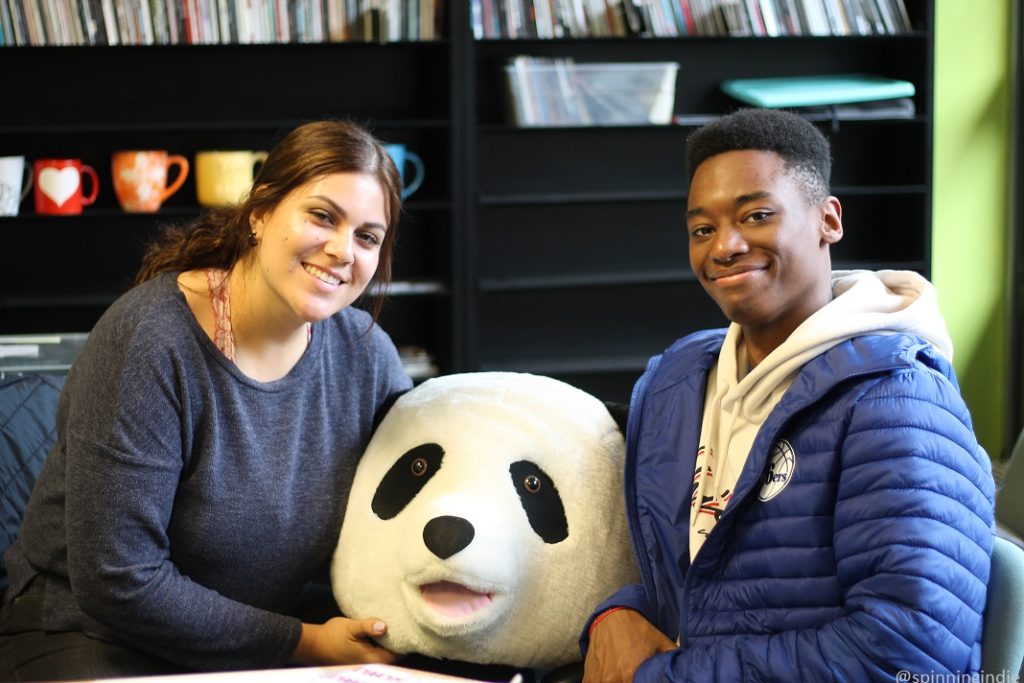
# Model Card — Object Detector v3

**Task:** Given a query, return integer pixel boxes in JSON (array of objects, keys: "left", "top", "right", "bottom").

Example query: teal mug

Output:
[{"left": 384, "top": 144, "right": 425, "bottom": 200}]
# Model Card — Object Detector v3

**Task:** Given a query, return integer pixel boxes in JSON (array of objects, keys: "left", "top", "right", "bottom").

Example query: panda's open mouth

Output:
[{"left": 419, "top": 581, "right": 494, "bottom": 617}]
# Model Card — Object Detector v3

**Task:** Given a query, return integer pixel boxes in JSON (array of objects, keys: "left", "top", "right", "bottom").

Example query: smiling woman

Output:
[
  {"left": 0, "top": 121, "right": 415, "bottom": 680},
  {"left": 140, "top": 120, "right": 402, "bottom": 323},
  {"left": 142, "top": 122, "right": 401, "bottom": 382}
]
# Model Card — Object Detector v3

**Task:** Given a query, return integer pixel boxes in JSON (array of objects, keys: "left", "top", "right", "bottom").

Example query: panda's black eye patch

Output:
[
  {"left": 509, "top": 460, "right": 568, "bottom": 544},
  {"left": 372, "top": 443, "right": 444, "bottom": 520}
]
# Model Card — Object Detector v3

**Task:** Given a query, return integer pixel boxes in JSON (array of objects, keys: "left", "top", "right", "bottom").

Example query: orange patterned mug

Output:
[{"left": 111, "top": 150, "right": 189, "bottom": 213}]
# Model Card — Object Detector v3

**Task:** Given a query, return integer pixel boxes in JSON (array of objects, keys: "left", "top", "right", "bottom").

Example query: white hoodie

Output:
[{"left": 688, "top": 270, "right": 954, "bottom": 560}]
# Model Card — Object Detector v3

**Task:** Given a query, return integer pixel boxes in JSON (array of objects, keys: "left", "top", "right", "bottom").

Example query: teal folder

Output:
[{"left": 721, "top": 74, "right": 916, "bottom": 108}]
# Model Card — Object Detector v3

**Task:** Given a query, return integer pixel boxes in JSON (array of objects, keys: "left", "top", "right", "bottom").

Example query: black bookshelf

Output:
[
  {"left": 467, "top": 0, "right": 933, "bottom": 401},
  {"left": 0, "top": 1, "right": 934, "bottom": 402}
]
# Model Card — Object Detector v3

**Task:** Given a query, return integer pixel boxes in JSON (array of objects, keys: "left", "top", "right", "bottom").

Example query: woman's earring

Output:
[{"left": 248, "top": 231, "right": 258, "bottom": 247}]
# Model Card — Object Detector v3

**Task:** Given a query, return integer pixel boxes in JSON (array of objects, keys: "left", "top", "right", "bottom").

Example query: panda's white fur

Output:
[{"left": 332, "top": 372, "right": 639, "bottom": 669}]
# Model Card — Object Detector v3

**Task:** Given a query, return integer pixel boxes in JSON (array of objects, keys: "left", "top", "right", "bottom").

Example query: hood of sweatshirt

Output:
[
  {"left": 717, "top": 269, "right": 953, "bottom": 426},
  {"left": 688, "top": 269, "right": 954, "bottom": 558}
]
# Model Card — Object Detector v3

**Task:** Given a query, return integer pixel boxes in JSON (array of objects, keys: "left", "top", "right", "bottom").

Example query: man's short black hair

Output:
[{"left": 686, "top": 108, "right": 832, "bottom": 202}]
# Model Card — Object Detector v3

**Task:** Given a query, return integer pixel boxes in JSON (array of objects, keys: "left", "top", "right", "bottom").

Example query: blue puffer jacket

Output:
[{"left": 584, "top": 329, "right": 995, "bottom": 682}]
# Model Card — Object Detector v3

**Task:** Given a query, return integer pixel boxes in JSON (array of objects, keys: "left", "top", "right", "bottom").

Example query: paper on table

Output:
[{"left": 81, "top": 663, "right": 489, "bottom": 683}]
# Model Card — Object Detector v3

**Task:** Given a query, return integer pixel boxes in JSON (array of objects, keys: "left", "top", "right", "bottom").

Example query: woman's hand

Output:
[
  {"left": 582, "top": 609, "right": 676, "bottom": 683},
  {"left": 291, "top": 617, "right": 400, "bottom": 666}
]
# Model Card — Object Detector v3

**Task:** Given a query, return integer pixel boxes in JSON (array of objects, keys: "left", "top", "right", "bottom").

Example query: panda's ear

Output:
[
  {"left": 604, "top": 401, "right": 628, "bottom": 435},
  {"left": 372, "top": 388, "right": 411, "bottom": 431}
]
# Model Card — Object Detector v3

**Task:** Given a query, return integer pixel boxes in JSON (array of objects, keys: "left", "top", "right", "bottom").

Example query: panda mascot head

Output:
[{"left": 332, "top": 372, "right": 638, "bottom": 670}]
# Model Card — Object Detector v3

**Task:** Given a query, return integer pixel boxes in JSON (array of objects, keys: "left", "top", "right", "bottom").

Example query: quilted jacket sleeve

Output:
[{"left": 633, "top": 364, "right": 996, "bottom": 682}]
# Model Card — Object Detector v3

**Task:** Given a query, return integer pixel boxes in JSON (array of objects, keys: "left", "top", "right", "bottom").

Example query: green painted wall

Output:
[{"left": 933, "top": 0, "right": 1013, "bottom": 459}]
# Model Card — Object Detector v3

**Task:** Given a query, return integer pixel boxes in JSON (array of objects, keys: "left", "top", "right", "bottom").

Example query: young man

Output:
[{"left": 582, "top": 108, "right": 995, "bottom": 682}]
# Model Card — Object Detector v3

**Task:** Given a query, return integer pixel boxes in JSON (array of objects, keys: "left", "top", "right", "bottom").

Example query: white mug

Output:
[{"left": 0, "top": 156, "right": 33, "bottom": 217}]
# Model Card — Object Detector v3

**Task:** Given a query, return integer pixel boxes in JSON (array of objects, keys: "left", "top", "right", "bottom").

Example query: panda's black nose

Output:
[{"left": 423, "top": 516, "right": 475, "bottom": 559}]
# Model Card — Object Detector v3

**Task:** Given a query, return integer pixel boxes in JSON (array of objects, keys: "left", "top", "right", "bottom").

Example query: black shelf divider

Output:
[
  {"left": 480, "top": 269, "right": 698, "bottom": 292},
  {"left": 479, "top": 354, "right": 654, "bottom": 375},
  {"left": 478, "top": 189, "right": 684, "bottom": 205},
  {"left": 0, "top": 119, "right": 452, "bottom": 136}
]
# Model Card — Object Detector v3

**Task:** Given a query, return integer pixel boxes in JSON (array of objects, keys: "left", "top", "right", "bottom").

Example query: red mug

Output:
[{"left": 33, "top": 159, "right": 99, "bottom": 215}]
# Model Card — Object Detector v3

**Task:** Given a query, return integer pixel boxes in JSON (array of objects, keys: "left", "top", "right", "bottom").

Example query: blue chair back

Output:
[
  {"left": 997, "top": 429, "right": 1024, "bottom": 541},
  {"left": 982, "top": 536, "right": 1024, "bottom": 677}
]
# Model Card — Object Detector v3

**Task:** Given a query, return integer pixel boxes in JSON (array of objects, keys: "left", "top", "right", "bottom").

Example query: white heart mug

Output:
[{"left": 33, "top": 159, "right": 99, "bottom": 216}]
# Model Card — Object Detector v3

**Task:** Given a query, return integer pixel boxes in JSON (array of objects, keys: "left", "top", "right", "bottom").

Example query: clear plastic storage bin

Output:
[{"left": 504, "top": 61, "right": 679, "bottom": 127}]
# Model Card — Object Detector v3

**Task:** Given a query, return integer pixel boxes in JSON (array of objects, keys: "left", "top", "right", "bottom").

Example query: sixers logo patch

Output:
[{"left": 759, "top": 440, "right": 795, "bottom": 502}]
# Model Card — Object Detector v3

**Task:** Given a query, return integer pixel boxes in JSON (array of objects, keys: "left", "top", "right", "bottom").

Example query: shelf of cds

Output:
[
  {"left": 0, "top": 0, "right": 446, "bottom": 46},
  {"left": 471, "top": 0, "right": 914, "bottom": 39}
]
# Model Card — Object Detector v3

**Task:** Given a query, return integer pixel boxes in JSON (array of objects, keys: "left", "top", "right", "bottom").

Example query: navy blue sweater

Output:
[{"left": 4, "top": 273, "right": 411, "bottom": 670}]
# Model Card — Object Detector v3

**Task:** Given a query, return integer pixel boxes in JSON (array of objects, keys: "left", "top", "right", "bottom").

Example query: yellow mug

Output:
[{"left": 194, "top": 150, "right": 268, "bottom": 207}]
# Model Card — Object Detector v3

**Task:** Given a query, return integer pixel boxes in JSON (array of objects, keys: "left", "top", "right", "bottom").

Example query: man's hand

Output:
[
  {"left": 583, "top": 609, "right": 676, "bottom": 683},
  {"left": 291, "top": 617, "right": 400, "bottom": 666}
]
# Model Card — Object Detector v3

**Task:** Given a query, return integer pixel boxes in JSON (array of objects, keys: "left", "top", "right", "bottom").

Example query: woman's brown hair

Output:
[{"left": 136, "top": 119, "right": 403, "bottom": 321}]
